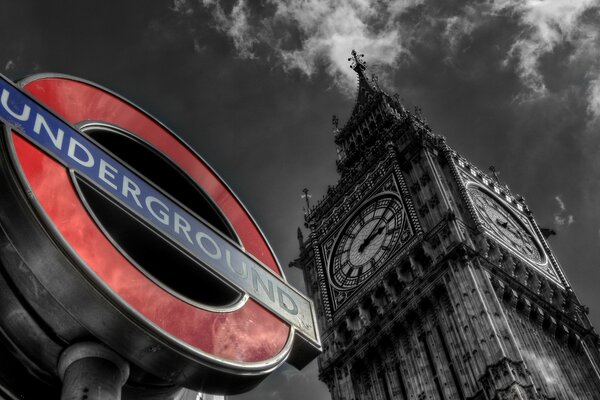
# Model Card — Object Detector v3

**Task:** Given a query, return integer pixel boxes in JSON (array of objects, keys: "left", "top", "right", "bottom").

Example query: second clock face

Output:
[
  {"left": 330, "top": 195, "right": 408, "bottom": 290},
  {"left": 468, "top": 186, "right": 543, "bottom": 263}
]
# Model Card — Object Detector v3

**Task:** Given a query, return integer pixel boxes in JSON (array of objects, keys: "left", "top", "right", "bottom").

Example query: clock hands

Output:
[
  {"left": 358, "top": 224, "right": 386, "bottom": 252},
  {"left": 358, "top": 203, "right": 395, "bottom": 253},
  {"left": 496, "top": 218, "right": 508, "bottom": 228},
  {"left": 470, "top": 188, "right": 541, "bottom": 263},
  {"left": 496, "top": 217, "right": 522, "bottom": 241},
  {"left": 495, "top": 217, "right": 534, "bottom": 252},
  {"left": 330, "top": 196, "right": 408, "bottom": 289}
]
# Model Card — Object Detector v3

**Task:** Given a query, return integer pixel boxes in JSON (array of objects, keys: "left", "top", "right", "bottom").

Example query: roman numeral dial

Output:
[
  {"left": 468, "top": 186, "right": 543, "bottom": 264},
  {"left": 329, "top": 195, "right": 410, "bottom": 290}
]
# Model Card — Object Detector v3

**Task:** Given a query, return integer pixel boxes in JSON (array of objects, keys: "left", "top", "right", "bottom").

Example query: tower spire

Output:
[
  {"left": 348, "top": 50, "right": 367, "bottom": 76},
  {"left": 347, "top": 49, "right": 379, "bottom": 95}
]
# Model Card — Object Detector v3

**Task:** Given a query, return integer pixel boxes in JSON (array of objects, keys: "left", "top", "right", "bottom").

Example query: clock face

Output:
[
  {"left": 330, "top": 195, "right": 408, "bottom": 290},
  {"left": 468, "top": 186, "right": 543, "bottom": 263}
]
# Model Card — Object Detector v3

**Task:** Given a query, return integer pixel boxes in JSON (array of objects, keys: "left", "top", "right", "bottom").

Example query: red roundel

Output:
[{"left": 12, "top": 76, "right": 291, "bottom": 371}]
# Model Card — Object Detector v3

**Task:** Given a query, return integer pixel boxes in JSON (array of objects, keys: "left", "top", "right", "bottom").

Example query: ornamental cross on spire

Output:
[
  {"left": 301, "top": 188, "right": 312, "bottom": 213},
  {"left": 348, "top": 50, "right": 366, "bottom": 74}
]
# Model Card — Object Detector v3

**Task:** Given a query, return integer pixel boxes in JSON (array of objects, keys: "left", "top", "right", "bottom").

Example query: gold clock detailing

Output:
[{"left": 329, "top": 195, "right": 410, "bottom": 290}]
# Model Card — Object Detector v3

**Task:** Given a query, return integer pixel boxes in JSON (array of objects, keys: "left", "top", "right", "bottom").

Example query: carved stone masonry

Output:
[{"left": 294, "top": 51, "right": 600, "bottom": 400}]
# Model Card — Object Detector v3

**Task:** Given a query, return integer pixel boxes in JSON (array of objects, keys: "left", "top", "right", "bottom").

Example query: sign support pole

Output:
[{"left": 58, "top": 342, "right": 129, "bottom": 400}]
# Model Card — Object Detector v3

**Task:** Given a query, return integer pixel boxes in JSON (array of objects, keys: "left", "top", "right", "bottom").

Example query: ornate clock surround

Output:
[
  {"left": 451, "top": 155, "right": 563, "bottom": 284},
  {"left": 318, "top": 167, "right": 421, "bottom": 313},
  {"left": 467, "top": 183, "right": 545, "bottom": 263}
]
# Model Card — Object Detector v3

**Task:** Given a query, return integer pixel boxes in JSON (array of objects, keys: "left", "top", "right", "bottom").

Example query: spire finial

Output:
[
  {"left": 301, "top": 188, "right": 312, "bottom": 214},
  {"left": 348, "top": 50, "right": 366, "bottom": 75}
]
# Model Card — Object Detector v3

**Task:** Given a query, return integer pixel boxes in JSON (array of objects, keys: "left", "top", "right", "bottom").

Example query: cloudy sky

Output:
[{"left": 2, "top": 0, "right": 600, "bottom": 399}]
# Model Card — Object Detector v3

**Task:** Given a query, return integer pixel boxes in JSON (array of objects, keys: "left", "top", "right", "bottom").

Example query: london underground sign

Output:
[
  {"left": 0, "top": 74, "right": 320, "bottom": 394},
  {"left": 0, "top": 76, "right": 317, "bottom": 341}
]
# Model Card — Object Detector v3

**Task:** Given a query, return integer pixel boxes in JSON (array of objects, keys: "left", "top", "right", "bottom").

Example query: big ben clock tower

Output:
[{"left": 292, "top": 51, "right": 600, "bottom": 399}]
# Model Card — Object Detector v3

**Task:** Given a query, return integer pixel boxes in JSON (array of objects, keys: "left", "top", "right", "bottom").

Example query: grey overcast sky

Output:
[{"left": 1, "top": 1, "right": 600, "bottom": 399}]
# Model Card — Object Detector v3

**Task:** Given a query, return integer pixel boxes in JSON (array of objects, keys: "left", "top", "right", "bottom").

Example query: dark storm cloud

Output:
[
  {"left": 1, "top": 1, "right": 600, "bottom": 400},
  {"left": 193, "top": 0, "right": 600, "bottom": 111}
]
